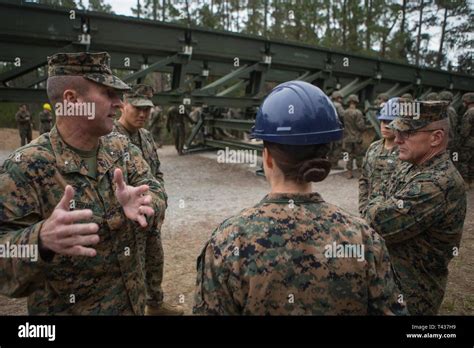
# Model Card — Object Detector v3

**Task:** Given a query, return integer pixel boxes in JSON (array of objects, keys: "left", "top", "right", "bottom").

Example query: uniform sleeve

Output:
[
  {"left": 365, "top": 178, "right": 445, "bottom": 244},
  {"left": 193, "top": 229, "right": 242, "bottom": 315},
  {"left": 358, "top": 147, "right": 371, "bottom": 216},
  {"left": 126, "top": 143, "right": 167, "bottom": 234},
  {"left": 0, "top": 159, "right": 51, "bottom": 298},
  {"left": 366, "top": 230, "right": 408, "bottom": 315},
  {"left": 145, "top": 227, "right": 164, "bottom": 307},
  {"left": 149, "top": 135, "right": 164, "bottom": 183},
  {"left": 459, "top": 112, "right": 472, "bottom": 139},
  {"left": 356, "top": 111, "right": 366, "bottom": 132}
]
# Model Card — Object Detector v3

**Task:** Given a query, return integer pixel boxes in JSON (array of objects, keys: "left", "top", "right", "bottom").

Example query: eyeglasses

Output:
[{"left": 394, "top": 129, "right": 443, "bottom": 140}]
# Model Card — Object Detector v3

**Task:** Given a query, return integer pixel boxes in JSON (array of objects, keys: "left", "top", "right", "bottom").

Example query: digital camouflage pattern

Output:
[
  {"left": 194, "top": 193, "right": 407, "bottom": 315},
  {"left": 359, "top": 139, "right": 399, "bottom": 216},
  {"left": 124, "top": 84, "right": 155, "bottom": 107},
  {"left": 388, "top": 101, "right": 449, "bottom": 132},
  {"left": 400, "top": 93, "right": 413, "bottom": 102},
  {"left": 39, "top": 110, "right": 53, "bottom": 134},
  {"left": 15, "top": 110, "right": 32, "bottom": 146},
  {"left": 458, "top": 104, "right": 474, "bottom": 182},
  {"left": 328, "top": 100, "right": 345, "bottom": 168},
  {"left": 365, "top": 152, "right": 466, "bottom": 315},
  {"left": 342, "top": 107, "right": 366, "bottom": 170},
  {"left": 462, "top": 92, "right": 474, "bottom": 104},
  {"left": 446, "top": 105, "right": 459, "bottom": 151},
  {"left": 47, "top": 52, "right": 130, "bottom": 91},
  {"left": 0, "top": 126, "right": 167, "bottom": 315},
  {"left": 112, "top": 120, "right": 165, "bottom": 306}
]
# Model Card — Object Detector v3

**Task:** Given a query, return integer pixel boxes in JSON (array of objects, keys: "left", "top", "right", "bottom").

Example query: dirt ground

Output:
[{"left": 0, "top": 128, "right": 472, "bottom": 315}]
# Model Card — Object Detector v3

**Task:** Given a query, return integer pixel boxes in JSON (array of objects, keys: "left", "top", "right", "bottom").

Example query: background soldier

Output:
[
  {"left": 400, "top": 93, "right": 413, "bottom": 102},
  {"left": 342, "top": 94, "right": 366, "bottom": 179},
  {"left": 424, "top": 92, "right": 439, "bottom": 101},
  {"left": 0, "top": 52, "right": 167, "bottom": 315},
  {"left": 328, "top": 91, "right": 345, "bottom": 169},
  {"left": 359, "top": 98, "right": 400, "bottom": 216},
  {"left": 166, "top": 104, "right": 195, "bottom": 155},
  {"left": 458, "top": 92, "right": 474, "bottom": 188},
  {"left": 193, "top": 81, "right": 406, "bottom": 316},
  {"left": 15, "top": 104, "right": 32, "bottom": 146},
  {"left": 365, "top": 101, "right": 466, "bottom": 315},
  {"left": 148, "top": 106, "right": 164, "bottom": 148},
  {"left": 439, "top": 91, "right": 459, "bottom": 154},
  {"left": 39, "top": 103, "right": 54, "bottom": 134},
  {"left": 114, "top": 84, "right": 183, "bottom": 315}
]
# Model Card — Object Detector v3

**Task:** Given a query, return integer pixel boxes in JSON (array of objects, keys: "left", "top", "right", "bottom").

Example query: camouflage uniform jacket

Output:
[
  {"left": 333, "top": 101, "right": 345, "bottom": 125},
  {"left": 343, "top": 108, "right": 365, "bottom": 143},
  {"left": 447, "top": 106, "right": 459, "bottom": 149},
  {"left": 365, "top": 152, "right": 466, "bottom": 315},
  {"left": 15, "top": 110, "right": 32, "bottom": 129},
  {"left": 193, "top": 192, "right": 407, "bottom": 316},
  {"left": 459, "top": 107, "right": 474, "bottom": 149},
  {"left": 0, "top": 126, "right": 167, "bottom": 314},
  {"left": 113, "top": 120, "right": 164, "bottom": 183},
  {"left": 359, "top": 139, "right": 399, "bottom": 216}
]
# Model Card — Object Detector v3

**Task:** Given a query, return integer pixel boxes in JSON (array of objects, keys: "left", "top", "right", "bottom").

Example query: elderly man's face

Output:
[{"left": 394, "top": 126, "right": 443, "bottom": 164}]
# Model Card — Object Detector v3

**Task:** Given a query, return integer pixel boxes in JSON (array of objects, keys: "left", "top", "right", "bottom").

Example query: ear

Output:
[
  {"left": 263, "top": 147, "right": 273, "bottom": 170},
  {"left": 63, "top": 89, "right": 78, "bottom": 103},
  {"left": 431, "top": 129, "right": 445, "bottom": 146}
]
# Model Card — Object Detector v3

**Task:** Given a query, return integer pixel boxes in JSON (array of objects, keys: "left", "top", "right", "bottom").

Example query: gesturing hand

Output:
[
  {"left": 39, "top": 185, "right": 100, "bottom": 257},
  {"left": 113, "top": 168, "right": 155, "bottom": 228}
]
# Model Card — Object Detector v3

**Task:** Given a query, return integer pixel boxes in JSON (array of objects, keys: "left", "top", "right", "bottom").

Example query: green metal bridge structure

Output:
[{"left": 0, "top": 0, "right": 472, "bottom": 155}]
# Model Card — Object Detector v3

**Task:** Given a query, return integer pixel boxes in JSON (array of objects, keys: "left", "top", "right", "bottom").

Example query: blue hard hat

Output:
[
  {"left": 377, "top": 97, "right": 401, "bottom": 121},
  {"left": 250, "top": 81, "right": 343, "bottom": 145}
]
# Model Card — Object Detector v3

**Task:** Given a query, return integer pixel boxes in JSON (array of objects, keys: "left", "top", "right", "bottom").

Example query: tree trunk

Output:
[
  {"left": 162, "top": 0, "right": 165, "bottom": 21},
  {"left": 365, "top": 0, "right": 371, "bottom": 50},
  {"left": 415, "top": 0, "right": 424, "bottom": 66},
  {"left": 342, "top": 0, "right": 347, "bottom": 49},
  {"left": 437, "top": 6, "right": 448, "bottom": 68}
]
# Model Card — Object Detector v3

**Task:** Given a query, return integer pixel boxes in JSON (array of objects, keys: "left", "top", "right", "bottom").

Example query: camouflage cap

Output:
[
  {"left": 388, "top": 101, "right": 449, "bottom": 132},
  {"left": 376, "top": 93, "right": 389, "bottom": 102},
  {"left": 424, "top": 92, "right": 439, "bottom": 101},
  {"left": 462, "top": 92, "right": 474, "bottom": 104},
  {"left": 347, "top": 94, "right": 359, "bottom": 103},
  {"left": 47, "top": 52, "right": 130, "bottom": 91},
  {"left": 124, "top": 84, "right": 155, "bottom": 107},
  {"left": 331, "top": 91, "right": 343, "bottom": 100},
  {"left": 438, "top": 91, "right": 453, "bottom": 101},
  {"left": 401, "top": 93, "right": 413, "bottom": 101}
]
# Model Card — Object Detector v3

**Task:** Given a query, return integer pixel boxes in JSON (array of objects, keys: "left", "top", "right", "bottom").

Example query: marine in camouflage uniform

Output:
[
  {"left": 148, "top": 106, "right": 164, "bottom": 148},
  {"left": 458, "top": 92, "right": 474, "bottom": 186},
  {"left": 194, "top": 193, "right": 406, "bottom": 315},
  {"left": 0, "top": 52, "right": 168, "bottom": 315},
  {"left": 342, "top": 94, "right": 366, "bottom": 178},
  {"left": 39, "top": 103, "right": 53, "bottom": 135},
  {"left": 359, "top": 98, "right": 400, "bottom": 216},
  {"left": 166, "top": 105, "right": 195, "bottom": 155},
  {"left": 359, "top": 141, "right": 399, "bottom": 216},
  {"left": 15, "top": 104, "right": 33, "bottom": 146},
  {"left": 439, "top": 91, "right": 459, "bottom": 155},
  {"left": 114, "top": 84, "right": 182, "bottom": 315},
  {"left": 328, "top": 91, "right": 345, "bottom": 169},
  {"left": 365, "top": 101, "right": 467, "bottom": 315},
  {"left": 194, "top": 81, "right": 406, "bottom": 316}
]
